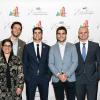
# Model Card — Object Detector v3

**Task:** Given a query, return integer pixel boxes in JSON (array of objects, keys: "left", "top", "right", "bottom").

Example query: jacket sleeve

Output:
[
  {"left": 22, "top": 45, "right": 30, "bottom": 82},
  {"left": 96, "top": 44, "right": 100, "bottom": 80},
  {"left": 49, "top": 47, "right": 59, "bottom": 77}
]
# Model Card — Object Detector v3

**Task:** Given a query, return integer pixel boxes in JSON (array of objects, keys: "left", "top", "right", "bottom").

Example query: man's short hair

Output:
[
  {"left": 56, "top": 26, "right": 67, "bottom": 34},
  {"left": 32, "top": 27, "right": 43, "bottom": 34},
  {"left": 11, "top": 21, "right": 22, "bottom": 31}
]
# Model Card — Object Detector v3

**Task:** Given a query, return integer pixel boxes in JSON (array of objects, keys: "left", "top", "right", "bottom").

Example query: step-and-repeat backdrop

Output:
[{"left": 0, "top": 0, "right": 100, "bottom": 100}]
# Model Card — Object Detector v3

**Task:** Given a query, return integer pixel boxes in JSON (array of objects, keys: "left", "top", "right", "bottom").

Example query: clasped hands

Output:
[
  {"left": 58, "top": 73, "right": 67, "bottom": 82},
  {"left": 16, "top": 88, "right": 22, "bottom": 95}
]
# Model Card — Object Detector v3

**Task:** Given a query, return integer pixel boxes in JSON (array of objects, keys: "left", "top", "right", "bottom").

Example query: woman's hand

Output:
[{"left": 16, "top": 88, "right": 22, "bottom": 95}]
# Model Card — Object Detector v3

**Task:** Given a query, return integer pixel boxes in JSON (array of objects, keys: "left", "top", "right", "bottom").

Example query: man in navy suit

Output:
[
  {"left": 23, "top": 27, "right": 51, "bottom": 100},
  {"left": 75, "top": 26, "right": 100, "bottom": 100}
]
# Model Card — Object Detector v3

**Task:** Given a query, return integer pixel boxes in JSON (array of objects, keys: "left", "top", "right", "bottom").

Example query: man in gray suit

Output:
[
  {"left": 0, "top": 21, "right": 25, "bottom": 60},
  {"left": 49, "top": 26, "right": 78, "bottom": 100},
  {"left": 75, "top": 26, "right": 100, "bottom": 100}
]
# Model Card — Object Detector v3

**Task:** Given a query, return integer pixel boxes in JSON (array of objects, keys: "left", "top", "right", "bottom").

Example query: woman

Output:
[{"left": 0, "top": 39, "right": 24, "bottom": 100}]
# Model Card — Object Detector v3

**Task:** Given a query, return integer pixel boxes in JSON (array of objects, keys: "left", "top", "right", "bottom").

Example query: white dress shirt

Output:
[
  {"left": 80, "top": 40, "right": 88, "bottom": 56},
  {"left": 58, "top": 41, "right": 66, "bottom": 60},
  {"left": 12, "top": 39, "right": 18, "bottom": 56},
  {"left": 34, "top": 42, "right": 42, "bottom": 57}
]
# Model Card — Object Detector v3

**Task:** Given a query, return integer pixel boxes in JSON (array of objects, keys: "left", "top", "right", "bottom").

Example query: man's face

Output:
[
  {"left": 78, "top": 27, "right": 89, "bottom": 42},
  {"left": 33, "top": 29, "right": 42, "bottom": 42},
  {"left": 56, "top": 29, "right": 66, "bottom": 43},
  {"left": 11, "top": 24, "right": 22, "bottom": 37}
]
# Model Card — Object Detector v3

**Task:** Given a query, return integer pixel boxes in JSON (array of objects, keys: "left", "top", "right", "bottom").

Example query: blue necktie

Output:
[{"left": 82, "top": 43, "right": 86, "bottom": 61}]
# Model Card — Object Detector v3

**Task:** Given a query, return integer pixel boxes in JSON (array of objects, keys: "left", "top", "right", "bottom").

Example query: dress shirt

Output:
[
  {"left": 80, "top": 40, "right": 88, "bottom": 56},
  {"left": 34, "top": 42, "right": 42, "bottom": 57},
  {"left": 58, "top": 41, "right": 66, "bottom": 60},
  {"left": 11, "top": 39, "right": 18, "bottom": 56}
]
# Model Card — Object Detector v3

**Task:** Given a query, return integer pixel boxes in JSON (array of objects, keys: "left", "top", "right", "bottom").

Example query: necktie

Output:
[
  {"left": 37, "top": 44, "right": 40, "bottom": 62},
  {"left": 82, "top": 43, "right": 86, "bottom": 61}
]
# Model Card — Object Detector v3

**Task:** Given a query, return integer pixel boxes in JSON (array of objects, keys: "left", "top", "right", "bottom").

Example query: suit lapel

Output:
[
  {"left": 63, "top": 43, "right": 68, "bottom": 61},
  {"left": 7, "top": 38, "right": 21, "bottom": 56},
  {"left": 8, "top": 38, "right": 21, "bottom": 57},
  {"left": 77, "top": 41, "right": 91, "bottom": 63},
  {"left": 85, "top": 41, "right": 91, "bottom": 62},
  {"left": 56, "top": 43, "right": 62, "bottom": 61},
  {"left": 17, "top": 39, "right": 21, "bottom": 56},
  {"left": 31, "top": 43, "right": 38, "bottom": 62},
  {"left": 56, "top": 43, "right": 69, "bottom": 61},
  {"left": 40, "top": 43, "right": 46, "bottom": 62},
  {"left": 77, "top": 42, "right": 84, "bottom": 62}
]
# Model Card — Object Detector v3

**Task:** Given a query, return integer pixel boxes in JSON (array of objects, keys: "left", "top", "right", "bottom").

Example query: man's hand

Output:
[{"left": 58, "top": 73, "right": 67, "bottom": 82}]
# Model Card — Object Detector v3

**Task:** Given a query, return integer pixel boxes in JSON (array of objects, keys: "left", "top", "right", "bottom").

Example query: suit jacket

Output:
[
  {"left": 49, "top": 42, "right": 78, "bottom": 83},
  {"left": 23, "top": 42, "right": 51, "bottom": 83},
  {"left": 75, "top": 41, "right": 100, "bottom": 84},
  {"left": 0, "top": 38, "right": 26, "bottom": 61},
  {"left": 17, "top": 39, "right": 26, "bottom": 61}
]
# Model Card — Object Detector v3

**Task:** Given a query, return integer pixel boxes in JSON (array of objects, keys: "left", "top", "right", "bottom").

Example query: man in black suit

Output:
[
  {"left": 23, "top": 27, "right": 51, "bottom": 100},
  {"left": 75, "top": 26, "right": 100, "bottom": 100}
]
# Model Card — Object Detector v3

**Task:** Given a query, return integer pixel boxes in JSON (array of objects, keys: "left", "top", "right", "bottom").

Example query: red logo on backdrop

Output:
[
  {"left": 9, "top": 6, "right": 19, "bottom": 17},
  {"left": 56, "top": 7, "right": 66, "bottom": 17},
  {"left": 80, "top": 20, "right": 88, "bottom": 27},
  {"left": 35, "top": 21, "right": 42, "bottom": 28}
]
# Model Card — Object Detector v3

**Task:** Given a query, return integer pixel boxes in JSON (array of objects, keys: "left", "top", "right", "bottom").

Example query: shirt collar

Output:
[
  {"left": 10, "top": 37, "right": 18, "bottom": 43},
  {"left": 58, "top": 41, "right": 67, "bottom": 46},
  {"left": 80, "top": 40, "right": 88, "bottom": 45},
  {"left": 34, "top": 42, "right": 42, "bottom": 46}
]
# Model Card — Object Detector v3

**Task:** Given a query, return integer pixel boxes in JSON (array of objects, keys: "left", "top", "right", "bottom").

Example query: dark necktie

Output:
[
  {"left": 37, "top": 44, "right": 40, "bottom": 62},
  {"left": 82, "top": 43, "right": 86, "bottom": 61}
]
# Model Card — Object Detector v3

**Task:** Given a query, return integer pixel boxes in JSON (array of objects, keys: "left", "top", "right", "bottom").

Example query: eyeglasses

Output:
[{"left": 3, "top": 45, "right": 12, "bottom": 48}]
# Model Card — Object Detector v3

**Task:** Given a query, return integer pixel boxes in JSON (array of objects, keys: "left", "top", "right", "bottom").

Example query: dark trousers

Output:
[
  {"left": 52, "top": 81, "right": 76, "bottom": 100},
  {"left": 76, "top": 83, "right": 98, "bottom": 100},
  {"left": 26, "top": 76, "right": 49, "bottom": 100}
]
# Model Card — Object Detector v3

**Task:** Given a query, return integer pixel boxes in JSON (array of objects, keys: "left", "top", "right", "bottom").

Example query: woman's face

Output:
[{"left": 2, "top": 42, "right": 12, "bottom": 54}]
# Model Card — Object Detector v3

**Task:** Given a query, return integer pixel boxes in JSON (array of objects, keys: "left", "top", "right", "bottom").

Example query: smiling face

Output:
[
  {"left": 2, "top": 41, "right": 12, "bottom": 55},
  {"left": 33, "top": 28, "right": 43, "bottom": 43},
  {"left": 78, "top": 26, "right": 89, "bottom": 42},
  {"left": 11, "top": 24, "right": 22, "bottom": 38},
  {"left": 56, "top": 29, "right": 67, "bottom": 43}
]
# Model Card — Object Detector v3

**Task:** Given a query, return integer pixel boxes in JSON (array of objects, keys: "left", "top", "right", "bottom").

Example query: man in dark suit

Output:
[
  {"left": 23, "top": 27, "right": 51, "bottom": 100},
  {"left": 75, "top": 26, "right": 100, "bottom": 100}
]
